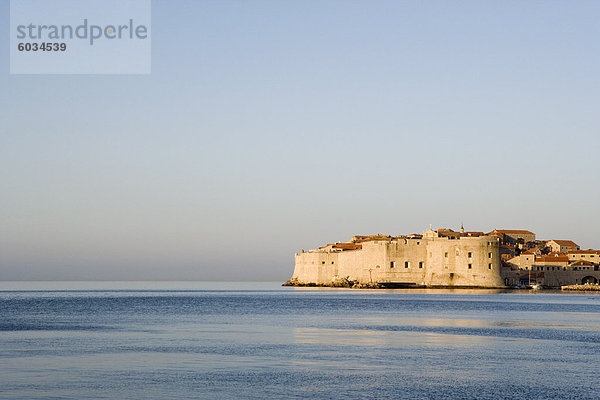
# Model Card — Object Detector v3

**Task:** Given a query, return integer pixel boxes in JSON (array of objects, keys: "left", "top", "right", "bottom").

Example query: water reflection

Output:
[
  {"left": 291, "top": 287, "right": 519, "bottom": 295},
  {"left": 293, "top": 326, "right": 487, "bottom": 348}
]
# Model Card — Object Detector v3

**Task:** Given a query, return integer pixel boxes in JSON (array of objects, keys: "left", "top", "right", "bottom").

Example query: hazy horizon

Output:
[{"left": 1, "top": 1, "right": 599, "bottom": 281}]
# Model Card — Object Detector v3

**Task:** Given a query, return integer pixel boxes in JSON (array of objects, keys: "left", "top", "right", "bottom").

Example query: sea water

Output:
[{"left": 1, "top": 282, "right": 600, "bottom": 399}]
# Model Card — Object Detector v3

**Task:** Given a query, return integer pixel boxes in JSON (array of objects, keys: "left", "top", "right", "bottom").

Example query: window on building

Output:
[
  {"left": 488, "top": 264, "right": 492, "bottom": 269},
  {"left": 419, "top": 262, "right": 424, "bottom": 268},
  {"left": 331, "top": 261, "right": 334, "bottom": 264},
  {"left": 417, "top": 241, "right": 420, "bottom": 245},
  {"left": 468, "top": 252, "right": 472, "bottom": 258},
  {"left": 405, "top": 261, "right": 409, "bottom": 268},
  {"left": 468, "top": 263, "right": 472, "bottom": 269},
  {"left": 488, "top": 253, "right": 492, "bottom": 258},
  {"left": 322, "top": 261, "right": 325, "bottom": 264},
  {"left": 444, "top": 252, "right": 448, "bottom": 258},
  {"left": 390, "top": 261, "right": 395, "bottom": 268}
]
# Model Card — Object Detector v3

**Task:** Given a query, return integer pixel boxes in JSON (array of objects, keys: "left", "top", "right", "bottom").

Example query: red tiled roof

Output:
[
  {"left": 522, "top": 248, "right": 539, "bottom": 254},
  {"left": 548, "top": 251, "right": 565, "bottom": 256},
  {"left": 332, "top": 243, "right": 362, "bottom": 250},
  {"left": 351, "top": 235, "right": 394, "bottom": 243},
  {"left": 320, "top": 242, "right": 363, "bottom": 250},
  {"left": 570, "top": 260, "right": 595, "bottom": 266},
  {"left": 568, "top": 249, "right": 599, "bottom": 255},
  {"left": 488, "top": 229, "right": 535, "bottom": 235},
  {"left": 351, "top": 234, "right": 393, "bottom": 243},
  {"left": 535, "top": 254, "right": 569, "bottom": 263},
  {"left": 549, "top": 240, "right": 579, "bottom": 247},
  {"left": 437, "top": 229, "right": 461, "bottom": 238}
]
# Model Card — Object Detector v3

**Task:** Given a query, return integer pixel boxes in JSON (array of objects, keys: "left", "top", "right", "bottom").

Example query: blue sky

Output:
[{"left": 1, "top": 0, "right": 599, "bottom": 280}]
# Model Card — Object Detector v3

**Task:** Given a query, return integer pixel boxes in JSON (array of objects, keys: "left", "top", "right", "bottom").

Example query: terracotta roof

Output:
[
  {"left": 331, "top": 243, "right": 362, "bottom": 250},
  {"left": 366, "top": 234, "right": 393, "bottom": 240},
  {"left": 320, "top": 242, "right": 363, "bottom": 250},
  {"left": 568, "top": 249, "right": 600, "bottom": 255},
  {"left": 548, "top": 251, "right": 565, "bottom": 256},
  {"left": 522, "top": 248, "right": 539, "bottom": 255},
  {"left": 437, "top": 229, "right": 462, "bottom": 238},
  {"left": 549, "top": 240, "right": 579, "bottom": 247},
  {"left": 488, "top": 229, "right": 535, "bottom": 235},
  {"left": 351, "top": 234, "right": 394, "bottom": 243},
  {"left": 570, "top": 260, "right": 595, "bottom": 266},
  {"left": 535, "top": 254, "right": 569, "bottom": 263}
]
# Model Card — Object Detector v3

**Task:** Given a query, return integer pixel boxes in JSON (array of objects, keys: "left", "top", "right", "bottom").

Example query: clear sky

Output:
[{"left": 1, "top": 0, "right": 599, "bottom": 281}]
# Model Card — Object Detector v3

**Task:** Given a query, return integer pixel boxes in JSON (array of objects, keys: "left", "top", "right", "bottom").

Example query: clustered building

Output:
[
  {"left": 288, "top": 226, "right": 599, "bottom": 288},
  {"left": 496, "top": 230, "right": 599, "bottom": 287}
]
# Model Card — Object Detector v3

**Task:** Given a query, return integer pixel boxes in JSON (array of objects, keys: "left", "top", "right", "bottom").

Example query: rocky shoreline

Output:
[
  {"left": 561, "top": 284, "right": 600, "bottom": 291},
  {"left": 282, "top": 278, "right": 381, "bottom": 289},
  {"left": 282, "top": 278, "right": 508, "bottom": 290}
]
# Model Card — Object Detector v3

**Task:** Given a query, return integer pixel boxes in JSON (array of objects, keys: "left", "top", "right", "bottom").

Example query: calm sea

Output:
[{"left": 1, "top": 282, "right": 600, "bottom": 399}]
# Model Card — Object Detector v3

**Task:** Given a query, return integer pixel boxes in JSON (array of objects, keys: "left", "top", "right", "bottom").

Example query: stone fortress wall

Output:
[
  {"left": 290, "top": 227, "right": 600, "bottom": 288},
  {"left": 291, "top": 228, "right": 504, "bottom": 288}
]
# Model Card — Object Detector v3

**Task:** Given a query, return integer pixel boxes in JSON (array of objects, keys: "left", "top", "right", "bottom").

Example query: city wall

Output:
[{"left": 291, "top": 236, "right": 504, "bottom": 287}]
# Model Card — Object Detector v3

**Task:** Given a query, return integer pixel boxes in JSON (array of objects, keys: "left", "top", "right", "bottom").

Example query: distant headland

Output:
[{"left": 283, "top": 226, "right": 600, "bottom": 289}]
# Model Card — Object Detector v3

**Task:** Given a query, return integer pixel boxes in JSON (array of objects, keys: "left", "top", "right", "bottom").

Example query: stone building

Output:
[
  {"left": 290, "top": 227, "right": 503, "bottom": 288},
  {"left": 487, "top": 229, "right": 535, "bottom": 245},
  {"left": 505, "top": 252, "right": 536, "bottom": 270},
  {"left": 547, "top": 240, "right": 580, "bottom": 253},
  {"left": 567, "top": 249, "right": 600, "bottom": 263},
  {"left": 503, "top": 249, "right": 600, "bottom": 287},
  {"left": 290, "top": 227, "right": 600, "bottom": 288}
]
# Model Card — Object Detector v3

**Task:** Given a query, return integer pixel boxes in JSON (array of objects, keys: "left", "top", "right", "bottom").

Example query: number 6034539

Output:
[{"left": 18, "top": 43, "right": 67, "bottom": 51}]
